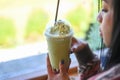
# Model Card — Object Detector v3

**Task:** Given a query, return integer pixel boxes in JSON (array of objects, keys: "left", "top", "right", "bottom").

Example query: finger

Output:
[
  {"left": 72, "top": 37, "right": 78, "bottom": 42},
  {"left": 71, "top": 37, "right": 78, "bottom": 46},
  {"left": 46, "top": 55, "right": 54, "bottom": 75},
  {"left": 67, "top": 58, "right": 71, "bottom": 71},
  {"left": 71, "top": 45, "right": 78, "bottom": 52},
  {"left": 71, "top": 37, "right": 81, "bottom": 53},
  {"left": 59, "top": 60, "right": 68, "bottom": 74},
  {"left": 71, "top": 42, "right": 87, "bottom": 53}
]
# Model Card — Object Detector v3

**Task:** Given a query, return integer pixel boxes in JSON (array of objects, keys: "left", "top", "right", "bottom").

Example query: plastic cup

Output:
[{"left": 45, "top": 20, "right": 73, "bottom": 71}]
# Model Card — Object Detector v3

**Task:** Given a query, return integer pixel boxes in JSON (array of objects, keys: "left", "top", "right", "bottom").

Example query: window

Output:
[{"left": 0, "top": 0, "right": 100, "bottom": 79}]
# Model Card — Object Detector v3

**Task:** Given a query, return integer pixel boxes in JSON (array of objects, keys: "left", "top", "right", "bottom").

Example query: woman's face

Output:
[{"left": 97, "top": 0, "right": 113, "bottom": 47}]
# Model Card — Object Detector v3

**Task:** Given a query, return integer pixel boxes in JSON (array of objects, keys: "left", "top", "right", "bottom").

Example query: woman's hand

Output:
[
  {"left": 71, "top": 37, "right": 88, "bottom": 53},
  {"left": 47, "top": 55, "right": 70, "bottom": 80},
  {"left": 70, "top": 37, "right": 101, "bottom": 80},
  {"left": 71, "top": 37, "right": 94, "bottom": 64}
]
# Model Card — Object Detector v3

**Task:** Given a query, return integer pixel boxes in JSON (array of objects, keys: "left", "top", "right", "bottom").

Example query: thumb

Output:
[{"left": 46, "top": 55, "right": 54, "bottom": 76}]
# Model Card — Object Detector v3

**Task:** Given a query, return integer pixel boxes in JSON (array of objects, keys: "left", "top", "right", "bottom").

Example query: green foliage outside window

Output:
[
  {"left": 0, "top": 0, "right": 101, "bottom": 50},
  {"left": 65, "top": 5, "right": 92, "bottom": 39},
  {"left": 85, "top": 22, "right": 101, "bottom": 51},
  {"left": 24, "top": 9, "right": 49, "bottom": 42},
  {"left": 0, "top": 17, "right": 16, "bottom": 48},
  {"left": 65, "top": 0, "right": 102, "bottom": 51},
  {"left": 86, "top": 0, "right": 102, "bottom": 51}
]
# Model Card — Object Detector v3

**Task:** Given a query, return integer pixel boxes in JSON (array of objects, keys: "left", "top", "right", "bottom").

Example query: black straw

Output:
[{"left": 55, "top": 0, "right": 60, "bottom": 24}]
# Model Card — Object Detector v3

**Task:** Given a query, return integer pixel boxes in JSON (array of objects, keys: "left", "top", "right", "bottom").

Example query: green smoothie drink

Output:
[{"left": 45, "top": 19, "right": 73, "bottom": 71}]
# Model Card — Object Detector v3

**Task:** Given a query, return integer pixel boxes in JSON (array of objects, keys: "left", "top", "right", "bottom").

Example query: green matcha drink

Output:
[{"left": 45, "top": 19, "right": 73, "bottom": 71}]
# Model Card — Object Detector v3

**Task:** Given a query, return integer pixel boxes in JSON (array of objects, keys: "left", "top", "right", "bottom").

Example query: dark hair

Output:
[{"left": 105, "top": 0, "right": 120, "bottom": 70}]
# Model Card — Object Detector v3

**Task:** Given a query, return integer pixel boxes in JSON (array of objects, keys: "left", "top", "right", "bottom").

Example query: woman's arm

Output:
[{"left": 71, "top": 37, "right": 101, "bottom": 80}]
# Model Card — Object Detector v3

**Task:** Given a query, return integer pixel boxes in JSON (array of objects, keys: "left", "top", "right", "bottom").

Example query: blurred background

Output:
[{"left": 0, "top": 0, "right": 101, "bottom": 62}]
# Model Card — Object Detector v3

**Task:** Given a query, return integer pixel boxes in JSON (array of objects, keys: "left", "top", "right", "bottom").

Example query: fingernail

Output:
[
  {"left": 61, "top": 60, "right": 64, "bottom": 64},
  {"left": 53, "top": 69, "right": 59, "bottom": 74}
]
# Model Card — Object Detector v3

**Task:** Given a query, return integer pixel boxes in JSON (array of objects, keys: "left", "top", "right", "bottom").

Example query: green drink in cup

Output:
[{"left": 45, "top": 19, "right": 73, "bottom": 71}]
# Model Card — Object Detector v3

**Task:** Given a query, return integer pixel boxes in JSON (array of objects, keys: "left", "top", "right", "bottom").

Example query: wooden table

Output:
[{"left": 30, "top": 66, "right": 79, "bottom": 80}]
